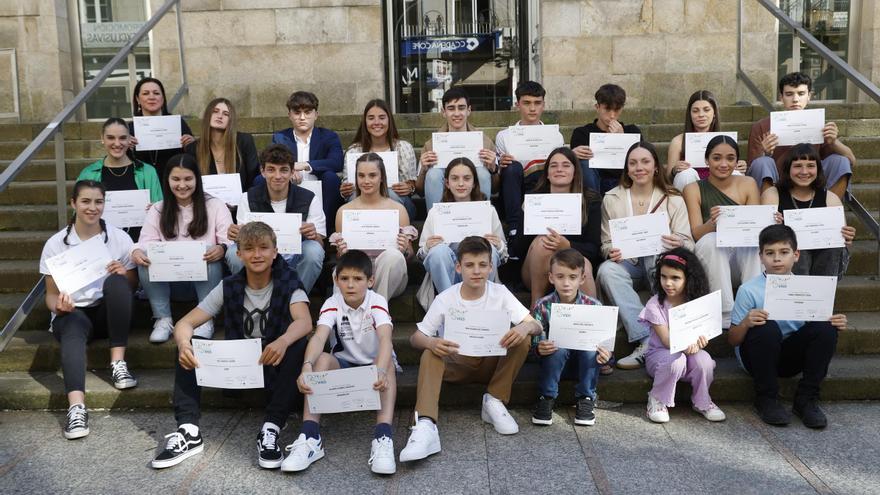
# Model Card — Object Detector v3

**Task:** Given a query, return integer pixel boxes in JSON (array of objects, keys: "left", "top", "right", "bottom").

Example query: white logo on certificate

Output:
[
  {"left": 588, "top": 133, "right": 641, "bottom": 169},
  {"left": 342, "top": 209, "right": 399, "bottom": 250},
  {"left": 133, "top": 115, "right": 182, "bottom": 151},
  {"left": 523, "top": 193, "right": 582, "bottom": 235},
  {"left": 193, "top": 338, "right": 264, "bottom": 389},
  {"left": 304, "top": 366, "right": 382, "bottom": 414},
  {"left": 609, "top": 211, "right": 670, "bottom": 260},
  {"left": 506, "top": 124, "right": 563, "bottom": 163},
  {"left": 684, "top": 132, "right": 738, "bottom": 167},
  {"left": 783, "top": 206, "right": 846, "bottom": 250},
  {"left": 431, "top": 201, "right": 493, "bottom": 243},
  {"left": 147, "top": 241, "right": 208, "bottom": 282},
  {"left": 770, "top": 108, "right": 825, "bottom": 146},
  {"left": 432, "top": 131, "right": 484, "bottom": 169},
  {"left": 549, "top": 304, "right": 619, "bottom": 352},
  {"left": 345, "top": 151, "right": 399, "bottom": 186},
  {"left": 716, "top": 205, "right": 776, "bottom": 247},
  {"left": 443, "top": 308, "right": 509, "bottom": 357},
  {"left": 45, "top": 235, "right": 112, "bottom": 297},
  {"left": 103, "top": 189, "right": 150, "bottom": 228},
  {"left": 202, "top": 174, "right": 243, "bottom": 206},
  {"left": 764, "top": 274, "right": 836, "bottom": 322},
  {"left": 668, "top": 290, "right": 722, "bottom": 353},
  {"left": 242, "top": 212, "right": 302, "bottom": 255}
]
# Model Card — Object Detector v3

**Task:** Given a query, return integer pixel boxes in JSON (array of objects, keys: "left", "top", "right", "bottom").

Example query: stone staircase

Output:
[{"left": 0, "top": 104, "right": 878, "bottom": 410}]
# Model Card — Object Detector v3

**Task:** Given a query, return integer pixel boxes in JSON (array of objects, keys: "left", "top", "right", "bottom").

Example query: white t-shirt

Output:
[
  {"left": 317, "top": 290, "right": 394, "bottom": 366},
  {"left": 39, "top": 224, "right": 135, "bottom": 309},
  {"left": 417, "top": 281, "right": 530, "bottom": 338},
  {"left": 198, "top": 282, "right": 308, "bottom": 338},
  {"left": 236, "top": 189, "right": 327, "bottom": 237}
]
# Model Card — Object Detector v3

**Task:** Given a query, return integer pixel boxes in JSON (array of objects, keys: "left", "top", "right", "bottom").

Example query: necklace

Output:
[
  {"left": 104, "top": 160, "right": 131, "bottom": 177},
  {"left": 790, "top": 190, "right": 815, "bottom": 209}
]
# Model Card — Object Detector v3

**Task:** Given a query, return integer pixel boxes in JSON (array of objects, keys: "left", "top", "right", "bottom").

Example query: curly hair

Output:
[{"left": 652, "top": 247, "right": 710, "bottom": 304}]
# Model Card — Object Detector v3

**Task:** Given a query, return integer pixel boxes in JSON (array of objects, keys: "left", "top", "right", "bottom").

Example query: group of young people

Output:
[{"left": 39, "top": 71, "right": 856, "bottom": 475}]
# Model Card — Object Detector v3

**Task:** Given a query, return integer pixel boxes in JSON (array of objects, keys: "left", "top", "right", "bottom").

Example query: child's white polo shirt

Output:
[{"left": 317, "top": 289, "right": 393, "bottom": 366}]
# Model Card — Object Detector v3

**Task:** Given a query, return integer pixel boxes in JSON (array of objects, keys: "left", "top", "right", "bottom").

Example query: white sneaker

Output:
[
  {"left": 280, "top": 434, "right": 324, "bottom": 472},
  {"left": 481, "top": 393, "right": 519, "bottom": 435},
  {"left": 149, "top": 317, "right": 174, "bottom": 343},
  {"left": 647, "top": 393, "right": 670, "bottom": 423},
  {"left": 193, "top": 320, "right": 214, "bottom": 340},
  {"left": 693, "top": 403, "right": 726, "bottom": 422},
  {"left": 617, "top": 340, "right": 649, "bottom": 369},
  {"left": 369, "top": 436, "right": 396, "bottom": 474},
  {"left": 399, "top": 414, "right": 441, "bottom": 462}
]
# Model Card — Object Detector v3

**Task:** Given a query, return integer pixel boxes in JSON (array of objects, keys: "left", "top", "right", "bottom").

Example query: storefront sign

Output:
[
  {"left": 400, "top": 33, "right": 497, "bottom": 56},
  {"left": 81, "top": 22, "right": 148, "bottom": 49}
]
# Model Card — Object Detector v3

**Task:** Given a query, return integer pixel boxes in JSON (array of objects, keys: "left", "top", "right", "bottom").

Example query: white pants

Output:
[
  {"left": 694, "top": 233, "right": 761, "bottom": 327},
  {"left": 373, "top": 249, "right": 409, "bottom": 301}
]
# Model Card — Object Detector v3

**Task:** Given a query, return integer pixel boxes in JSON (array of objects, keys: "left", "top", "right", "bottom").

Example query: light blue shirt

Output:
[{"left": 731, "top": 273, "right": 804, "bottom": 368}]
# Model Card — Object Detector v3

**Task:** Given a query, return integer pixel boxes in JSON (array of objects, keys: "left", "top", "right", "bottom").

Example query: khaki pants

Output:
[
  {"left": 414, "top": 337, "right": 530, "bottom": 421},
  {"left": 373, "top": 249, "right": 408, "bottom": 301}
]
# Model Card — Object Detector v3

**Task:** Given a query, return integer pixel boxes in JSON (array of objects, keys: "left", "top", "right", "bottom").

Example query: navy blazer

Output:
[{"left": 271, "top": 126, "right": 343, "bottom": 177}]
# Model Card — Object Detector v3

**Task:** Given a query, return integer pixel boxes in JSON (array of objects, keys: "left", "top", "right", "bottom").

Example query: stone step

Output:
[
  {"left": 0, "top": 159, "right": 92, "bottom": 182},
  {"left": 1, "top": 353, "right": 878, "bottom": 410},
  {"left": 0, "top": 230, "right": 56, "bottom": 259},
  {"left": 0, "top": 205, "right": 64, "bottom": 231}
]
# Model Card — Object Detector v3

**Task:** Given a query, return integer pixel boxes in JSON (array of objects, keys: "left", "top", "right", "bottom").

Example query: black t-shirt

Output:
[
  {"left": 569, "top": 119, "right": 643, "bottom": 180},
  {"left": 100, "top": 164, "right": 138, "bottom": 191}
]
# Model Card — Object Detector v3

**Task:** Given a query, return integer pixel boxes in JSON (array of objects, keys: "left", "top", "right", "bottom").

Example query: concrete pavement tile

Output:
[{"left": 396, "top": 458, "right": 490, "bottom": 495}]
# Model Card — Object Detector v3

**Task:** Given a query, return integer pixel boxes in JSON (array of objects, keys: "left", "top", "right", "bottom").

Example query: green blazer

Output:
[{"left": 77, "top": 158, "right": 163, "bottom": 202}]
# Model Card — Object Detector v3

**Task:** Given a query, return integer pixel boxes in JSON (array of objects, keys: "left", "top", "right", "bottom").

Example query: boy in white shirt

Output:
[
  {"left": 400, "top": 236, "right": 542, "bottom": 463},
  {"left": 283, "top": 250, "right": 397, "bottom": 474}
]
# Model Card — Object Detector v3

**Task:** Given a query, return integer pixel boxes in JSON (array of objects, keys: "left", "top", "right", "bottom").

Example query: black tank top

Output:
[{"left": 777, "top": 188, "right": 827, "bottom": 212}]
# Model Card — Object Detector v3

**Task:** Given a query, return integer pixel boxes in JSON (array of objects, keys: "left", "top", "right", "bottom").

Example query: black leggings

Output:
[{"left": 51, "top": 274, "right": 133, "bottom": 393}]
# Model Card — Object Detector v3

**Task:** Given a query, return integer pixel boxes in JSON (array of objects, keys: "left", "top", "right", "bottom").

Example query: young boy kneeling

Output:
[
  {"left": 152, "top": 222, "right": 311, "bottom": 469},
  {"left": 729, "top": 224, "right": 846, "bottom": 429},
  {"left": 400, "top": 236, "right": 542, "bottom": 463},
  {"left": 283, "top": 250, "right": 398, "bottom": 474},
  {"left": 531, "top": 249, "right": 611, "bottom": 426}
]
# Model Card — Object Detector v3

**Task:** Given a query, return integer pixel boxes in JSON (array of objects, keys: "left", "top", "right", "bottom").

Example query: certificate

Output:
[
  {"left": 103, "top": 189, "right": 150, "bottom": 228},
  {"left": 431, "top": 201, "right": 493, "bottom": 243},
  {"left": 147, "top": 241, "right": 207, "bottom": 282},
  {"left": 45, "top": 235, "right": 112, "bottom": 297},
  {"left": 716, "top": 205, "right": 776, "bottom": 247},
  {"left": 684, "top": 132, "right": 738, "bottom": 167},
  {"left": 523, "top": 193, "right": 582, "bottom": 235},
  {"left": 505, "top": 125, "right": 563, "bottom": 163},
  {"left": 345, "top": 151, "right": 399, "bottom": 186},
  {"left": 342, "top": 209, "right": 399, "bottom": 250},
  {"left": 133, "top": 115, "right": 182, "bottom": 151},
  {"left": 298, "top": 180, "right": 323, "bottom": 207},
  {"left": 193, "top": 338, "right": 264, "bottom": 389},
  {"left": 304, "top": 366, "right": 381, "bottom": 414},
  {"left": 444, "top": 309, "right": 509, "bottom": 357},
  {"left": 432, "top": 131, "right": 484, "bottom": 169},
  {"left": 764, "top": 274, "right": 836, "bottom": 322},
  {"left": 784, "top": 206, "right": 846, "bottom": 250},
  {"left": 202, "top": 174, "right": 243, "bottom": 206},
  {"left": 241, "top": 212, "right": 302, "bottom": 255},
  {"left": 588, "top": 133, "right": 641, "bottom": 169},
  {"left": 668, "top": 290, "right": 723, "bottom": 353},
  {"left": 609, "top": 212, "right": 671, "bottom": 259},
  {"left": 549, "top": 303, "right": 619, "bottom": 352},
  {"left": 770, "top": 108, "right": 825, "bottom": 146}
]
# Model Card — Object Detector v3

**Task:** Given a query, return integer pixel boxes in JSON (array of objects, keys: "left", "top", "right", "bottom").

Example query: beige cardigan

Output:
[{"left": 600, "top": 185, "right": 694, "bottom": 259}]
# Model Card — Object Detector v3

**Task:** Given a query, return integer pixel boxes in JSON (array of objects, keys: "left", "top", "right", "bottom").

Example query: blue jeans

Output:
[
  {"left": 137, "top": 261, "right": 224, "bottom": 319},
  {"left": 596, "top": 258, "right": 652, "bottom": 343},
  {"left": 225, "top": 239, "right": 325, "bottom": 293},
  {"left": 422, "top": 243, "right": 501, "bottom": 294},
  {"left": 538, "top": 348, "right": 599, "bottom": 400},
  {"left": 424, "top": 166, "right": 492, "bottom": 211}
]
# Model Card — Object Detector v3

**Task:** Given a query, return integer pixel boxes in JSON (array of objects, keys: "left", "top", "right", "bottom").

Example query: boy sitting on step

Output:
[
  {"left": 152, "top": 221, "right": 311, "bottom": 470},
  {"left": 400, "top": 236, "right": 542, "bottom": 463},
  {"left": 729, "top": 224, "right": 847, "bottom": 429},
  {"left": 283, "top": 250, "right": 398, "bottom": 475}
]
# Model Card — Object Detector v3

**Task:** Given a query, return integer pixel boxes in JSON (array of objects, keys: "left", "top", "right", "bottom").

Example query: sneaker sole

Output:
[
  {"left": 64, "top": 428, "right": 89, "bottom": 440},
  {"left": 281, "top": 449, "right": 324, "bottom": 472},
  {"left": 113, "top": 380, "right": 138, "bottom": 390},
  {"left": 258, "top": 456, "right": 284, "bottom": 469},
  {"left": 151, "top": 444, "right": 204, "bottom": 469},
  {"left": 399, "top": 444, "right": 440, "bottom": 463},
  {"left": 616, "top": 361, "right": 644, "bottom": 370},
  {"left": 481, "top": 410, "right": 519, "bottom": 435},
  {"left": 531, "top": 417, "right": 553, "bottom": 426},
  {"left": 574, "top": 417, "right": 596, "bottom": 426},
  {"left": 370, "top": 462, "right": 397, "bottom": 475}
]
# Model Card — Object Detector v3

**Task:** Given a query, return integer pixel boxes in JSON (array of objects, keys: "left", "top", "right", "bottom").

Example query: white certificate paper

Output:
[
  {"left": 784, "top": 206, "right": 846, "bottom": 250},
  {"left": 444, "top": 309, "right": 509, "bottom": 357},
  {"left": 304, "top": 366, "right": 381, "bottom": 414},
  {"left": 523, "top": 193, "right": 582, "bottom": 235},
  {"left": 432, "top": 131, "right": 484, "bottom": 169},
  {"left": 345, "top": 151, "right": 399, "bottom": 186},
  {"left": 609, "top": 212, "right": 670, "bottom": 259},
  {"left": 549, "top": 303, "right": 619, "bottom": 352},
  {"left": 431, "top": 201, "right": 493, "bottom": 243},
  {"left": 764, "top": 274, "right": 836, "bottom": 322},
  {"left": 242, "top": 212, "right": 302, "bottom": 255},
  {"left": 298, "top": 180, "right": 323, "bottom": 208},
  {"left": 342, "top": 209, "right": 399, "bottom": 250},
  {"left": 716, "top": 205, "right": 777, "bottom": 247},
  {"left": 193, "top": 338, "right": 264, "bottom": 389},
  {"left": 668, "top": 290, "right": 723, "bottom": 353},
  {"left": 770, "top": 108, "right": 825, "bottom": 146},
  {"left": 133, "top": 115, "right": 182, "bottom": 151},
  {"left": 103, "top": 189, "right": 150, "bottom": 228},
  {"left": 684, "top": 132, "right": 738, "bottom": 167},
  {"left": 147, "top": 241, "right": 207, "bottom": 282},
  {"left": 588, "top": 133, "right": 641, "bottom": 169},
  {"left": 202, "top": 174, "right": 243, "bottom": 206},
  {"left": 45, "top": 235, "right": 112, "bottom": 297},
  {"left": 506, "top": 125, "right": 563, "bottom": 163}
]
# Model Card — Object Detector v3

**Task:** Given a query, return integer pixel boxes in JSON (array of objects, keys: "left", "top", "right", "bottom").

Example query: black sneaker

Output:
[
  {"left": 793, "top": 398, "right": 828, "bottom": 429},
  {"left": 257, "top": 427, "right": 283, "bottom": 469},
  {"left": 152, "top": 427, "right": 204, "bottom": 469},
  {"left": 574, "top": 396, "right": 596, "bottom": 426},
  {"left": 110, "top": 360, "right": 138, "bottom": 390},
  {"left": 755, "top": 397, "right": 791, "bottom": 426},
  {"left": 531, "top": 396, "right": 554, "bottom": 425},
  {"left": 63, "top": 404, "right": 89, "bottom": 440}
]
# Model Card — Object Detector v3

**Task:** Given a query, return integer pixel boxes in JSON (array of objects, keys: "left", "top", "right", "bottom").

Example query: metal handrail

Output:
[{"left": 0, "top": 0, "right": 187, "bottom": 351}]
